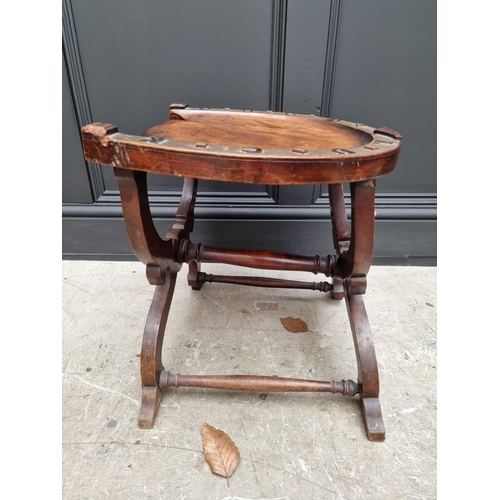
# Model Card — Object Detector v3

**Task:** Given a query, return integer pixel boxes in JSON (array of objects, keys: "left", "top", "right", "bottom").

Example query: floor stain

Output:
[{"left": 254, "top": 301, "right": 279, "bottom": 311}]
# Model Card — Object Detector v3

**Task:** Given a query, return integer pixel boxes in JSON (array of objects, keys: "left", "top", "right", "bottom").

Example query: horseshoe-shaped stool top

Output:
[{"left": 82, "top": 104, "right": 401, "bottom": 185}]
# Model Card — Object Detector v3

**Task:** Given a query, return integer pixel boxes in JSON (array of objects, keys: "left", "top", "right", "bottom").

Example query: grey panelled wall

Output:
[
  {"left": 62, "top": 0, "right": 436, "bottom": 264},
  {"left": 62, "top": 54, "right": 93, "bottom": 204},
  {"left": 331, "top": 0, "right": 437, "bottom": 194}
]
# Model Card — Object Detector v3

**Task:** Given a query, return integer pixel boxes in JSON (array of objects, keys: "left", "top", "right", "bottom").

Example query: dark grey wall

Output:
[
  {"left": 331, "top": 0, "right": 436, "bottom": 194},
  {"left": 63, "top": 0, "right": 436, "bottom": 264}
]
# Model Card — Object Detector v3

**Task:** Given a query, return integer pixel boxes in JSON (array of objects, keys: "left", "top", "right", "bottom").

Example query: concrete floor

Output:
[{"left": 62, "top": 262, "right": 436, "bottom": 500}]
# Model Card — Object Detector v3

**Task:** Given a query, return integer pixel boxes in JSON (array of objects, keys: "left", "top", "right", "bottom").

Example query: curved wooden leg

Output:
[
  {"left": 330, "top": 179, "right": 384, "bottom": 440},
  {"left": 345, "top": 290, "right": 385, "bottom": 441},
  {"left": 139, "top": 272, "right": 178, "bottom": 429},
  {"left": 328, "top": 184, "right": 350, "bottom": 300},
  {"left": 162, "top": 176, "right": 202, "bottom": 291},
  {"left": 328, "top": 183, "right": 351, "bottom": 254}
]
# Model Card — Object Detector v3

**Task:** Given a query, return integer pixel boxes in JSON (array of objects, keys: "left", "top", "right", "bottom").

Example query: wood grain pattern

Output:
[
  {"left": 160, "top": 372, "right": 359, "bottom": 396},
  {"left": 341, "top": 179, "right": 376, "bottom": 294},
  {"left": 197, "top": 273, "right": 333, "bottom": 292},
  {"left": 182, "top": 241, "right": 335, "bottom": 276},
  {"left": 114, "top": 168, "right": 172, "bottom": 285},
  {"left": 149, "top": 107, "right": 371, "bottom": 150},
  {"left": 81, "top": 107, "right": 401, "bottom": 185}
]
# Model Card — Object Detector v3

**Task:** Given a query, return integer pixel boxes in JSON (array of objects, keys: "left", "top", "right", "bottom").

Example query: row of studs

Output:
[
  {"left": 167, "top": 106, "right": 398, "bottom": 154},
  {"left": 138, "top": 137, "right": 395, "bottom": 155}
]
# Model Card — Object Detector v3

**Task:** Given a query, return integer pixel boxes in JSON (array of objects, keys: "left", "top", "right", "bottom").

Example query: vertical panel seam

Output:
[
  {"left": 62, "top": 0, "right": 105, "bottom": 202},
  {"left": 321, "top": 0, "right": 342, "bottom": 118},
  {"left": 268, "top": 0, "right": 288, "bottom": 203},
  {"left": 316, "top": 0, "right": 342, "bottom": 201},
  {"left": 270, "top": 0, "right": 288, "bottom": 113}
]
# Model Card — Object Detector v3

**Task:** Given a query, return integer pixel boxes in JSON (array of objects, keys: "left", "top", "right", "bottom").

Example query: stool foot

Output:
[
  {"left": 138, "top": 386, "right": 162, "bottom": 429},
  {"left": 361, "top": 396, "right": 385, "bottom": 441},
  {"left": 330, "top": 277, "right": 344, "bottom": 300},
  {"left": 188, "top": 261, "right": 203, "bottom": 290}
]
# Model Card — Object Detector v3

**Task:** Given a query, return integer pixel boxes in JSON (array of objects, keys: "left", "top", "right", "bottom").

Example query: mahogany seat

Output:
[
  {"left": 84, "top": 105, "right": 401, "bottom": 185},
  {"left": 81, "top": 104, "right": 402, "bottom": 441}
]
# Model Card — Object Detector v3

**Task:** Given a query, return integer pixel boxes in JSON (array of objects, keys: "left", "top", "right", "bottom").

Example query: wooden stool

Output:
[{"left": 82, "top": 105, "right": 402, "bottom": 441}]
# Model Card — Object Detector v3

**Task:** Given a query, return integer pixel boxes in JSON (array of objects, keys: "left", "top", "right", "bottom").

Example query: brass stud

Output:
[
  {"left": 292, "top": 148, "right": 308, "bottom": 154},
  {"left": 242, "top": 147, "right": 262, "bottom": 153},
  {"left": 364, "top": 145, "right": 378, "bottom": 150},
  {"left": 332, "top": 149, "right": 354, "bottom": 155},
  {"left": 140, "top": 137, "right": 163, "bottom": 144},
  {"left": 195, "top": 142, "right": 208, "bottom": 148}
]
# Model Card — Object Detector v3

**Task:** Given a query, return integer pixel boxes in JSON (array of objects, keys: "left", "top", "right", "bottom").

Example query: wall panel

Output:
[{"left": 63, "top": 0, "right": 437, "bottom": 263}]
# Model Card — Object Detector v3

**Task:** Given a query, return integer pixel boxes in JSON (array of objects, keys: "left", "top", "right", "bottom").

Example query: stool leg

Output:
[
  {"left": 139, "top": 272, "right": 178, "bottom": 428},
  {"left": 114, "top": 168, "right": 184, "bottom": 428},
  {"left": 329, "top": 179, "right": 385, "bottom": 441},
  {"left": 328, "top": 184, "right": 350, "bottom": 300},
  {"left": 170, "top": 177, "right": 202, "bottom": 290},
  {"left": 345, "top": 291, "right": 385, "bottom": 441}
]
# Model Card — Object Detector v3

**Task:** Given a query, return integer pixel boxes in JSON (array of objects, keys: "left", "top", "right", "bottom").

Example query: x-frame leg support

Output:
[
  {"left": 115, "top": 167, "right": 385, "bottom": 440},
  {"left": 114, "top": 168, "right": 196, "bottom": 428},
  {"left": 329, "top": 181, "right": 385, "bottom": 441}
]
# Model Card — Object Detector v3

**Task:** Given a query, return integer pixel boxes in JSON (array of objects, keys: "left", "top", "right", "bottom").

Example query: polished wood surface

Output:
[
  {"left": 197, "top": 273, "right": 334, "bottom": 292},
  {"left": 159, "top": 372, "right": 359, "bottom": 397},
  {"left": 182, "top": 241, "right": 335, "bottom": 276},
  {"left": 148, "top": 107, "right": 371, "bottom": 151},
  {"left": 81, "top": 105, "right": 402, "bottom": 441},
  {"left": 81, "top": 106, "right": 401, "bottom": 185}
]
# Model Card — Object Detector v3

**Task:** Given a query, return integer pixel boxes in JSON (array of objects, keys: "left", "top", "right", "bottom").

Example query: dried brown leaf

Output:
[
  {"left": 201, "top": 423, "right": 240, "bottom": 486},
  {"left": 280, "top": 316, "right": 310, "bottom": 333}
]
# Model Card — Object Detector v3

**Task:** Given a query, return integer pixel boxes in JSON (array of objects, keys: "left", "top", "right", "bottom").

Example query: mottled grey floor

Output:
[{"left": 62, "top": 262, "right": 436, "bottom": 500}]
